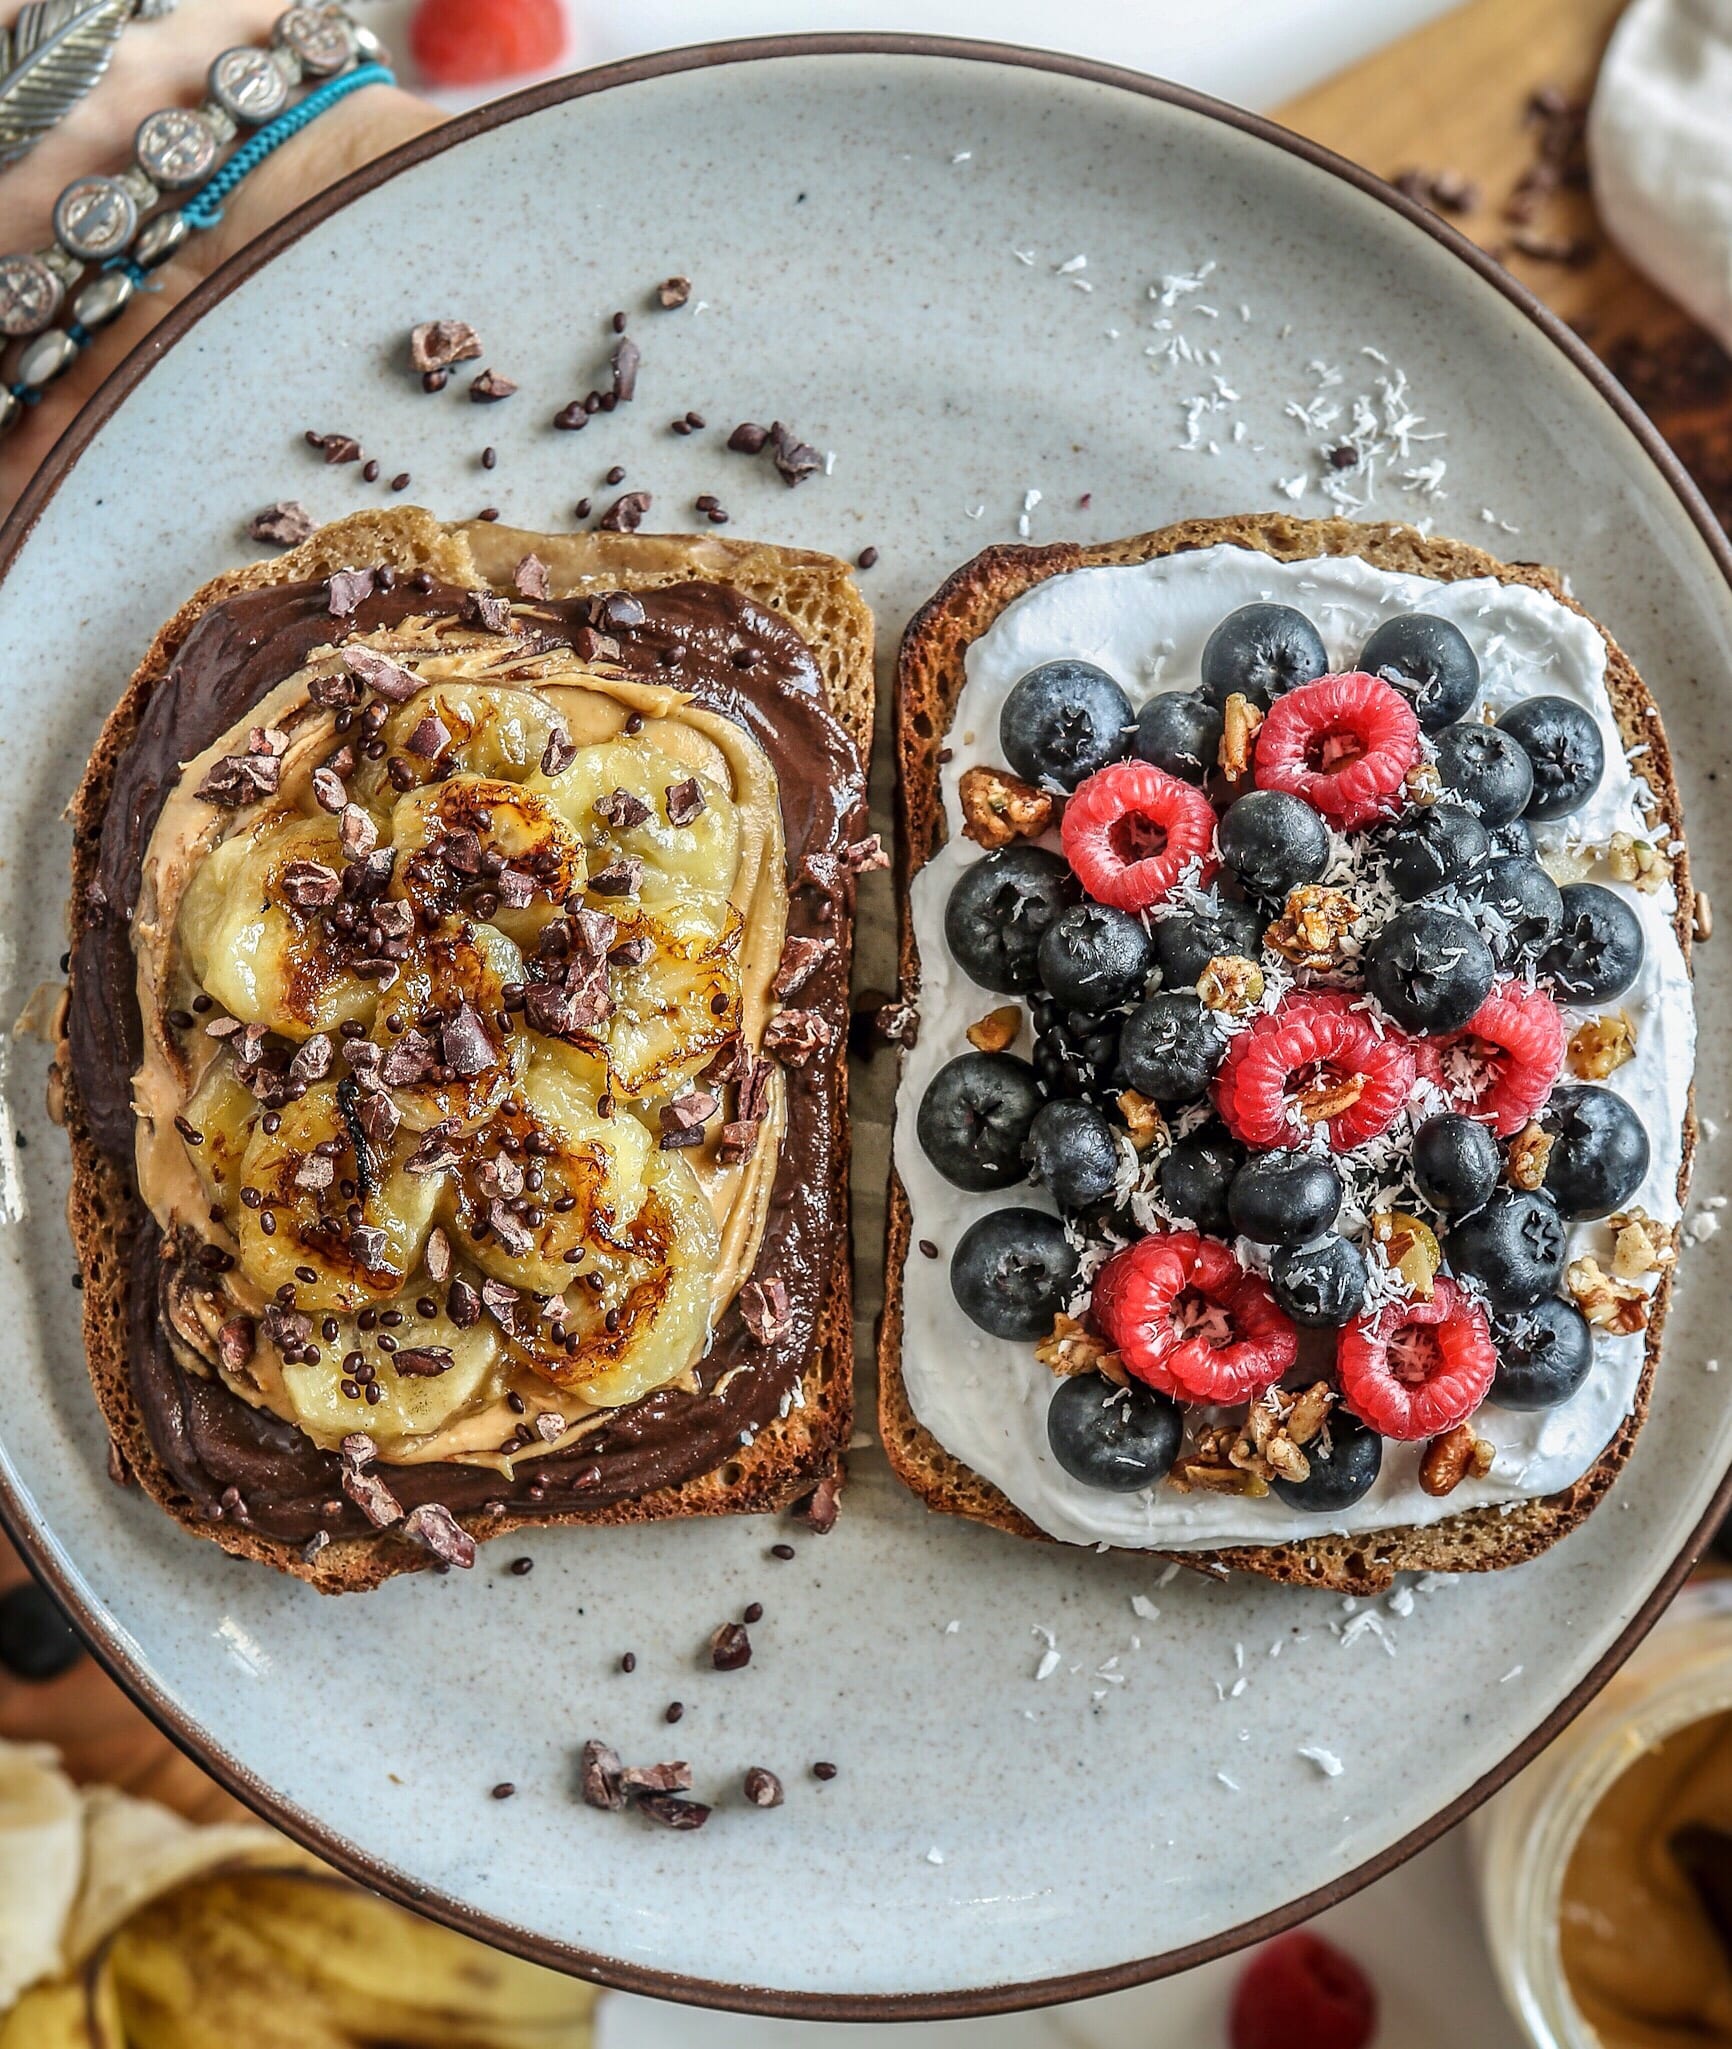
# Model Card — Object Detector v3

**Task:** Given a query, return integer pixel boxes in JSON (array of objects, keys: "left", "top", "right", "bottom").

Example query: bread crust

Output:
[
  {"left": 879, "top": 511, "right": 1694, "bottom": 1593},
  {"left": 61, "top": 509, "right": 874, "bottom": 1591}
]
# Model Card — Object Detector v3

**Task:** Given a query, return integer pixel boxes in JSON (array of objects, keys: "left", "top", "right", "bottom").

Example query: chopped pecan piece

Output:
[
  {"left": 1265, "top": 885, "right": 1360, "bottom": 969},
  {"left": 1116, "top": 1088, "right": 1168, "bottom": 1152},
  {"left": 1606, "top": 831, "right": 1671, "bottom": 893},
  {"left": 1298, "top": 1072, "right": 1367, "bottom": 1125},
  {"left": 1567, "top": 1254, "right": 1651, "bottom": 1333},
  {"left": 958, "top": 764, "right": 1055, "bottom": 850},
  {"left": 965, "top": 1005, "right": 1022, "bottom": 1054},
  {"left": 1418, "top": 1422, "right": 1495, "bottom": 1497},
  {"left": 1169, "top": 1431, "right": 1270, "bottom": 1498},
  {"left": 1197, "top": 953, "right": 1266, "bottom": 1016},
  {"left": 1034, "top": 1313, "right": 1126, "bottom": 1382},
  {"left": 1219, "top": 692, "right": 1263, "bottom": 782},
  {"left": 1506, "top": 1120, "right": 1555, "bottom": 1191},
  {"left": 1568, "top": 1012, "right": 1637, "bottom": 1080}
]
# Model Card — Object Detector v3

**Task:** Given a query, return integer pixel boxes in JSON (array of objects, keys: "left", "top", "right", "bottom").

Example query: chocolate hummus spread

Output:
[{"left": 68, "top": 575, "right": 867, "bottom": 1548}]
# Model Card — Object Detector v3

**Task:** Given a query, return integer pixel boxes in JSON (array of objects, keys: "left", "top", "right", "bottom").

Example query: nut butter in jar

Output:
[{"left": 1474, "top": 1579, "right": 1732, "bottom": 2048}]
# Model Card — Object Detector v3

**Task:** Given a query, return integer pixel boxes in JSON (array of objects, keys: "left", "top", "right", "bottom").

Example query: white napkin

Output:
[{"left": 1589, "top": 0, "right": 1732, "bottom": 350}]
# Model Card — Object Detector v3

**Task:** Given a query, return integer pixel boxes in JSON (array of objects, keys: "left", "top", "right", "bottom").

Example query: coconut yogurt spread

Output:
[{"left": 894, "top": 544, "right": 1694, "bottom": 1550}]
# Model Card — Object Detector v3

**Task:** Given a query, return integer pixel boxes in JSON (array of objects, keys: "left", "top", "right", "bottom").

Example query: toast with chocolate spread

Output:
[
  {"left": 880, "top": 512, "right": 1694, "bottom": 1593},
  {"left": 61, "top": 507, "right": 873, "bottom": 1590}
]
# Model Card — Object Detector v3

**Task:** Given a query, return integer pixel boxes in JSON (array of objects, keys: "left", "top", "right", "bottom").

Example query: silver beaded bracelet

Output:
[
  {"left": 0, "top": 0, "right": 182, "bottom": 174},
  {"left": 0, "top": 6, "right": 387, "bottom": 434}
]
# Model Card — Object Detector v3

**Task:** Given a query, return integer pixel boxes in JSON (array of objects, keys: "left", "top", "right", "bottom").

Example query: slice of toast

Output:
[
  {"left": 880, "top": 511, "right": 1693, "bottom": 1594},
  {"left": 61, "top": 507, "right": 873, "bottom": 1591}
]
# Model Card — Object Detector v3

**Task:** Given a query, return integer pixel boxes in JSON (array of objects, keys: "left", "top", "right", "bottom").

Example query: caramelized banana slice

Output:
[
  {"left": 531, "top": 737, "right": 740, "bottom": 893},
  {"left": 389, "top": 774, "right": 584, "bottom": 927},
  {"left": 279, "top": 1306, "right": 504, "bottom": 1452},
  {"left": 234, "top": 1084, "right": 439, "bottom": 1312},
  {"left": 178, "top": 814, "right": 378, "bottom": 1041},
  {"left": 445, "top": 1057, "right": 650, "bottom": 1296},
  {"left": 352, "top": 681, "right": 571, "bottom": 801},
  {"left": 178, "top": 1058, "right": 260, "bottom": 1216},
  {"left": 517, "top": 1145, "right": 719, "bottom": 1408},
  {"left": 587, "top": 884, "right": 743, "bottom": 1100},
  {"left": 370, "top": 918, "right": 528, "bottom": 1132}
]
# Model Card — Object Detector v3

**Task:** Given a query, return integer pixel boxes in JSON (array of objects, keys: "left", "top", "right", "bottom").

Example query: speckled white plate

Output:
[{"left": 2, "top": 36, "right": 1730, "bottom": 2020}]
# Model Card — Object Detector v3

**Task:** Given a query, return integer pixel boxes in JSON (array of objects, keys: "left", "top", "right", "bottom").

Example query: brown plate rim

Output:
[{"left": 2, "top": 29, "right": 1731, "bottom": 2023}]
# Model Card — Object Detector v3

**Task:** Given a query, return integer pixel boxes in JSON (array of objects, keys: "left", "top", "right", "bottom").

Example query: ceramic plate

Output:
[{"left": 2, "top": 36, "right": 1730, "bottom": 2019}]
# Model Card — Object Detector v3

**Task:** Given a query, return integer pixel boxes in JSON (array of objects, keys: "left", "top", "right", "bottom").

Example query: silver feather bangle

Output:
[{"left": 0, "top": 0, "right": 180, "bottom": 173}]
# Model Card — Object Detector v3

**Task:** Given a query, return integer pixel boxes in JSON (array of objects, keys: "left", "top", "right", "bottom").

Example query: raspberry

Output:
[
  {"left": 1337, "top": 1276, "right": 1496, "bottom": 1440},
  {"left": 1213, "top": 990, "right": 1416, "bottom": 1154},
  {"left": 1416, "top": 978, "right": 1566, "bottom": 1136},
  {"left": 1060, "top": 759, "right": 1218, "bottom": 912},
  {"left": 1231, "top": 1932, "right": 1378, "bottom": 2049},
  {"left": 1091, "top": 1229, "right": 1297, "bottom": 1404},
  {"left": 410, "top": 0, "right": 565, "bottom": 85},
  {"left": 1254, "top": 671, "right": 1420, "bottom": 831}
]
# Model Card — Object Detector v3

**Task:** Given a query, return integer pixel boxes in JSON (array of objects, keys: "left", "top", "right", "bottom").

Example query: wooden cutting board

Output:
[{"left": 5, "top": 0, "right": 1727, "bottom": 1827}]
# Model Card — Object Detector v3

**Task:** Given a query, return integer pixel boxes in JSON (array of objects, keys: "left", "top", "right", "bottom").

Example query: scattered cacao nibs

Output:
[
  {"left": 796, "top": 1472, "right": 842, "bottom": 1534},
  {"left": 743, "top": 1767, "right": 784, "bottom": 1809},
  {"left": 491, "top": 1782, "right": 516, "bottom": 1800},
  {"left": 620, "top": 1651, "right": 637, "bottom": 1673},
  {"left": 409, "top": 319, "right": 482, "bottom": 375},
  {"left": 856, "top": 545, "right": 879, "bottom": 569},
  {"left": 362, "top": 458, "right": 380, "bottom": 483},
  {"left": 709, "top": 1621, "right": 752, "bottom": 1671},
  {"left": 469, "top": 368, "right": 518, "bottom": 403},
  {"left": 554, "top": 403, "right": 589, "bottom": 432},
  {"left": 657, "top": 275, "right": 692, "bottom": 308},
  {"left": 638, "top": 1794, "right": 710, "bottom": 1831},
  {"left": 605, "top": 464, "right": 626, "bottom": 485},
  {"left": 306, "top": 430, "right": 362, "bottom": 465},
  {"left": 611, "top": 335, "right": 641, "bottom": 403},
  {"left": 812, "top": 1761, "right": 838, "bottom": 1782},
  {"left": 743, "top": 1601, "right": 764, "bottom": 1625},
  {"left": 1392, "top": 166, "right": 1480, "bottom": 215},
  {"left": 391, "top": 472, "right": 411, "bottom": 492},
  {"left": 620, "top": 1760, "right": 693, "bottom": 1797},
  {"left": 246, "top": 500, "right": 315, "bottom": 547},
  {"left": 665, "top": 1701, "right": 684, "bottom": 1724},
  {"left": 919, "top": 1240, "right": 938, "bottom": 1259},
  {"left": 727, "top": 420, "right": 769, "bottom": 453},
  {"left": 770, "top": 1542, "right": 795, "bottom": 1560},
  {"left": 664, "top": 776, "right": 706, "bottom": 826},
  {"left": 579, "top": 1740, "right": 627, "bottom": 1811},
  {"left": 509, "top": 1556, "right": 533, "bottom": 1577},
  {"left": 477, "top": 507, "right": 500, "bottom": 522},
  {"left": 597, "top": 490, "right": 652, "bottom": 533}
]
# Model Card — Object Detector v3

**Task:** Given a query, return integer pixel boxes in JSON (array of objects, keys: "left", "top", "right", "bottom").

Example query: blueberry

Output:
[
  {"left": 1037, "top": 902, "right": 1153, "bottom": 1012},
  {"left": 1269, "top": 1233, "right": 1367, "bottom": 1326},
  {"left": 1152, "top": 898, "right": 1264, "bottom": 989},
  {"left": 1498, "top": 697, "right": 1605, "bottom": 820},
  {"left": 944, "top": 846, "right": 1079, "bottom": 993},
  {"left": 1027, "top": 1098, "right": 1122, "bottom": 1212},
  {"left": 1540, "top": 883, "right": 1645, "bottom": 1002},
  {"left": 1270, "top": 1410, "right": 1383, "bottom": 1513},
  {"left": 1364, "top": 905, "right": 1495, "bottom": 1032},
  {"left": 1199, "top": 603, "right": 1328, "bottom": 711},
  {"left": 999, "top": 660, "right": 1133, "bottom": 790},
  {"left": 1359, "top": 613, "right": 1480, "bottom": 730},
  {"left": 1455, "top": 854, "right": 1563, "bottom": 970},
  {"left": 1047, "top": 1373, "right": 1183, "bottom": 1490},
  {"left": 1411, "top": 1112, "right": 1500, "bottom": 1215},
  {"left": 1491, "top": 1298, "right": 1595, "bottom": 1410},
  {"left": 0, "top": 1580, "right": 83, "bottom": 1682},
  {"left": 1218, "top": 790, "right": 1331, "bottom": 901},
  {"left": 1136, "top": 690, "right": 1223, "bottom": 785},
  {"left": 1540, "top": 1084, "right": 1651, "bottom": 1219},
  {"left": 1118, "top": 993, "right": 1225, "bottom": 1103},
  {"left": 1432, "top": 722, "right": 1535, "bottom": 826},
  {"left": 1032, "top": 1007, "right": 1123, "bottom": 1104},
  {"left": 916, "top": 1053, "right": 1041, "bottom": 1192},
  {"left": 1156, "top": 1127, "right": 1245, "bottom": 1235},
  {"left": 950, "top": 1208, "right": 1080, "bottom": 1340},
  {"left": 1446, "top": 1189, "right": 1567, "bottom": 1309},
  {"left": 1488, "top": 816, "right": 1537, "bottom": 860},
  {"left": 1376, "top": 803, "right": 1489, "bottom": 900},
  {"left": 1227, "top": 1152, "right": 1343, "bottom": 1246}
]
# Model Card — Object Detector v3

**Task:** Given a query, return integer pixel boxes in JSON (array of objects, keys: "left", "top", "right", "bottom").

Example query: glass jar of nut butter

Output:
[{"left": 1474, "top": 1579, "right": 1732, "bottom": 2048}]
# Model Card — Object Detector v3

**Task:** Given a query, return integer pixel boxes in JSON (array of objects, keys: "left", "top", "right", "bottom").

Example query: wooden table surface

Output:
[{"left": 5, "top": 0, "right": 1729, "bottom": 1823}]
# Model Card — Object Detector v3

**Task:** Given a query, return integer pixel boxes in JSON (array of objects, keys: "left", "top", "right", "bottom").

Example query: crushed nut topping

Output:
[
  {"left": 1035, "top": 1313, "right": 1127, "bottom": 1383},
  {"left": 1568, "top": 1012, "right": 1637, "bottom": 1080},
  {"left": 966, "top": 1004, "right": 1022, "bottom": 1054},
  {"left": 1170, "top": 1423, "right": 1270, "bottom": 1497},
  {"left": 1228, "top": 1383, "right": 1335, "bottom": 1485},
  {"left": 1116, "top": 1088, "right": 1168, "bottom": 1153},
  {"left": 958, "top": 764, "right": 1055, "bottom": 849},
  {"left": 1606, "top": 831, "right": 1671, "bottom": 894},
  {"left": 1418, "top": 1423, "right": 1495, "bottom": 1498},
  {"left": 1567, "top": 1254, "right": 1651, "bottom": 1334},
  {"left": 1265, "top": 885, "right": 1360, "bottom": 970},
  {"left": 1296, "top": 1072, "right": 1367, "bottom": 1126},
  {"left": 1506, "top": 1120, "right": 1555, "bottom": 1192},
  {"left": 1219, "top": 692, "right": 1264, "bottom": 782},
  {"left": 1198, "top": 953, "right": 1266, "bottom": 1015},
  {"left": 1403, "top": 758, "right": 1443, "bottom": 806},
  {"left": 1608, "top": 1208, "right": 1676, "bottom": 1281},
  {"left": 1372, "top": 1210, "right": 1441, "bottom": 1299}
]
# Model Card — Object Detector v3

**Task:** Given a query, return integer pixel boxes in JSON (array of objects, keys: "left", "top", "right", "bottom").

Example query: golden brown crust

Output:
[
  {"left": 61, "top": 509, "right": 873, "bottom": 1591},
  {"left": 879, "top": 511, "right": 1694, "bottom": 1593}
]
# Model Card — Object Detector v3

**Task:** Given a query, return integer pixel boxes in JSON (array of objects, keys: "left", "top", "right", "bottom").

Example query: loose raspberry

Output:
[
  {"left": 1416, "top": 979, "right": 1567, "bottom": 1136},
  {"left": 1337, "top": 1276, "right": 1496, "bottom": 1440},
  {"left": 410, "top": 0, "right": 565, "bottom": 86},
  {"left": 1060, "top": 759, "right": 1218, "bottom": 912},
  {"left": 1092, "top": 1229, "right": 1297, "bottom": 1405},
  {"left": 1254, "top": 671, "right": 1420, "bottom": 831},
  {"left": 1213, "top": 990, "right": 1416, "bottom": 1154},
  {"left": 1231, "top": 1932, "right": 1378, "bottom": 2049}
]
